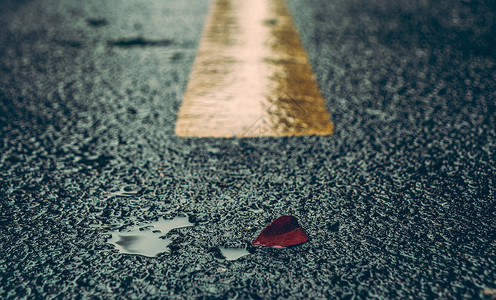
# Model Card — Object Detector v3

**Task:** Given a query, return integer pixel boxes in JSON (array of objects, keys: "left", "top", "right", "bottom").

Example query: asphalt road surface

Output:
[{"left": 1, "top": 0, "right": 496, "bottom": 298}]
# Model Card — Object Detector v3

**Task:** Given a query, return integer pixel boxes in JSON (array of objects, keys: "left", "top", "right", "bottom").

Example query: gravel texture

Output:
[{"left": 1, "top": 0, "right": 495, "bottom": 298}]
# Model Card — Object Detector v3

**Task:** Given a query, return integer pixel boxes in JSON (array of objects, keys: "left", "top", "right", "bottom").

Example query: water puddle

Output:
[
  {"left": 109, "top": 186, "right": 140, "bottom": 197},
  {"left": 219, "top": 247, "right": 250, "bottom": 261},
  {"left": 105, "top": 216, "right": 193, "bottom": 257},
  {"left": 107, "top": 37, "right": 173, "bottom": 48},
  {"left": 86, "top": 18, "right": 108, "bottom": 28}
]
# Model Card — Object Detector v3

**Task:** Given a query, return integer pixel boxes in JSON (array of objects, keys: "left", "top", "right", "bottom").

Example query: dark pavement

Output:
[{"left": 1, "top": 0, "right": 496, "bottom": 298}]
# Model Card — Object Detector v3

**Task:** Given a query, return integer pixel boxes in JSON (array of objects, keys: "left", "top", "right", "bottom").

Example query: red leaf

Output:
[{"left": 252, "top": 215, "right": 308, "bottom": 248}]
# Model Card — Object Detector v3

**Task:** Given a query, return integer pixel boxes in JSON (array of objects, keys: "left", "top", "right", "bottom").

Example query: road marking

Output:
[{"left": 175, "top": 0, "right": 333, "bottom": 137}]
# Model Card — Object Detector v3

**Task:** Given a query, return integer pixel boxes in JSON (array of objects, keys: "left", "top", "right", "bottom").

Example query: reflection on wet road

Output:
[
  {"left": 106, "top": 217, "right": 194, "bottom": 257},
  {"left": 219, "top": 247, "right": 250, "bottom": 261},
  {"left": 175, "top": 0, "right": 333, "bottom": 137}
]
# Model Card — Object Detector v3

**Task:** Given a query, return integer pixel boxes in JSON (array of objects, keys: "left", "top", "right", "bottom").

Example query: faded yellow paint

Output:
[{"left": 175, "top": 0, "right": 333, "bottom": 137}]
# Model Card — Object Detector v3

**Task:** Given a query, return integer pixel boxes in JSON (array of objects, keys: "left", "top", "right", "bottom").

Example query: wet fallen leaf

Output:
[{"left": 252, "top": 215, "right": 308, "bottom": 248}]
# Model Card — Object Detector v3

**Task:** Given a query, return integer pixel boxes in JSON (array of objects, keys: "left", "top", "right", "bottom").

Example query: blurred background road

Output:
[{"left": 1, "top": 0, "right": 495, "bottom": 298}]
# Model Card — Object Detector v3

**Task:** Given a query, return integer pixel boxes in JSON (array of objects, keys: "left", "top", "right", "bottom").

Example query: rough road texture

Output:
[{"left": 1, "top": 0, "right": 495, "bottom": 298}]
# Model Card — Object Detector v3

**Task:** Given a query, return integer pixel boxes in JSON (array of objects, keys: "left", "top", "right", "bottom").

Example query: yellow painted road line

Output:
[{"left": 175, "top": 0, "right": 333, "bottom": 137}]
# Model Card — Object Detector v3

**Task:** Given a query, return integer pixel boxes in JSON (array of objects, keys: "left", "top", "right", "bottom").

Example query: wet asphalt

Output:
[{"left": 1, "top": 0, "right": 496, "bottom": 298}]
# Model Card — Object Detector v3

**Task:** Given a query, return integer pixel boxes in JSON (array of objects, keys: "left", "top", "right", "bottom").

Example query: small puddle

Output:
[
  {"left": 219, "top": 247, "right": 250, "bottom": 261},
  {"left": 105, "top": 216, "right": 193, "bottom": 257},
  {"left": 107, "top": 37, "right": 173, "bottom": 48},
  {"left": 109, "top": 186, "right": 140, "bottom": 197}
]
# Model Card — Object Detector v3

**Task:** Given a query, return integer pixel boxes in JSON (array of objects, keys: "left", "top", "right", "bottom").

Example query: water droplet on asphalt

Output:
[
  {"left": 219, "top": 247, "right": 250, "bottom": 261},
  {"left": 105, "top": 216, "right": 194, "bottom": 257},
  {"left": 110, "top": 186, "right": 140, "bottom": 197}
]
